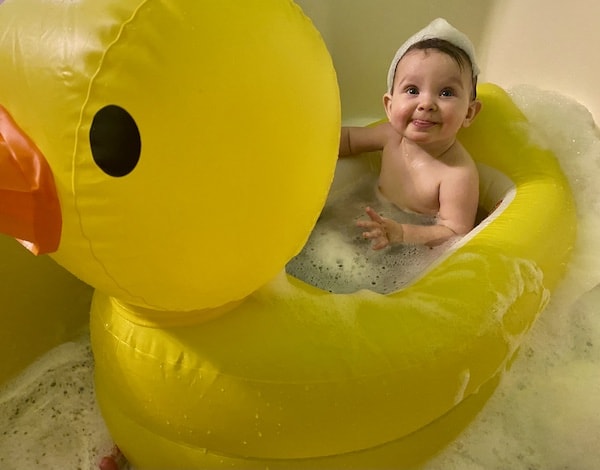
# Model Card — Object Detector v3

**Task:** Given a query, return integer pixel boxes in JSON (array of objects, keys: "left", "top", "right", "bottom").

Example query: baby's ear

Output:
[
  {"left": 383, "top": 92, "right": 393, "bottom": 120},
  {"left": 463, "top": 100, "right": 482, "bottom": 128}
]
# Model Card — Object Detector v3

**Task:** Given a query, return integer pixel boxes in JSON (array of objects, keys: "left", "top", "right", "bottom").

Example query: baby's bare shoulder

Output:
[{"left": 444, "top": 142, "right": 477, "bottom": 171}]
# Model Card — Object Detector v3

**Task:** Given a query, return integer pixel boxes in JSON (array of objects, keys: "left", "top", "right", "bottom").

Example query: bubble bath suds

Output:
[
  {"left": 0, "top": 87, "right": 599, "bottom": 469},
  {"left": 0, "top": 339, "right": 114, "bottom": 469},
  {"left": 286, "top": 173, "right": 448, "bottom": 294}
]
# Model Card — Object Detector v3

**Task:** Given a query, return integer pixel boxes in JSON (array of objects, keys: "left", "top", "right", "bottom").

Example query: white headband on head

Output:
[{"left": 386, "top": 18, "right": 480, "bottom": 93}]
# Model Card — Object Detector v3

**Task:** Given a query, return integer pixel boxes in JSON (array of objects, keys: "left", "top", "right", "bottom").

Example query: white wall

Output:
[
  {"left": 480, "top": 0, "right": 600, "bottom": 124},
  {"left": 296, "top": 0, "right": 599, "bottom": 125}
]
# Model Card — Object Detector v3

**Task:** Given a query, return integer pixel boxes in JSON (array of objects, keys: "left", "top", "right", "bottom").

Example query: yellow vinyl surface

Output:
[
  {"left": 0, "top": 0, "right": 339, "bottom": 311},
  {"left": 91, "top": 84, "right": 576, "bottom": 467}
]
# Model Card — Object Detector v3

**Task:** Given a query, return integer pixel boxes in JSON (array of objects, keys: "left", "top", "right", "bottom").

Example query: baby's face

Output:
[{"left": 385, "top": 49, "right": 478, "bottom": 147}]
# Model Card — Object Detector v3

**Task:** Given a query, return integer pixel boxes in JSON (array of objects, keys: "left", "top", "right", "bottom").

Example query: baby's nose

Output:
[{"left": 418, "top": 97, "right": 437, "bottom": 111}]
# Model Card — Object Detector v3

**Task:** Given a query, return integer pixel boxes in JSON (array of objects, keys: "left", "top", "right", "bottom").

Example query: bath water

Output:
[
  {"left": 0, "top": 86, "right": 599, "bottom": 469},
  {"left": 286, "top": 171, "right": 445, "bottom": 294}
]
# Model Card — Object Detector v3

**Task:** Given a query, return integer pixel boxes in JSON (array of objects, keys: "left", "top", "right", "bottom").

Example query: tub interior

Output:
[
  {"left": 286, "top": 153, "right": 514, "bottom": 295},
  {"left": 2, "top": 2, "right": 600, "bottom": 469}
]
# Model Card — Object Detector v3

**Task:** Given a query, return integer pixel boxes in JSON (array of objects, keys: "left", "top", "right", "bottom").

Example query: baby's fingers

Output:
[
  {"left": 371, "top": 239, "right": 389, "bottom": 250},
  {"left": 361, "top": 228, "right": 382, "bottom": 239},
  {"left": 361, "top": 228, "right": 389, "bottom": 249},
  {"left": 364, "top": 230, "right": 389, "bottom": 249},
  {"left": 365, "top": 206, "right": 385, "bottom": 223},
  {"left": 356, "top": 219, "right": 378, "bottom": 229}
]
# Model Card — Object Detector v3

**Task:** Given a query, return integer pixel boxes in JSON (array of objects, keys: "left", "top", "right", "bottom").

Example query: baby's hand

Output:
[{"left": 356, "top": 207, "right": 403, "bottom": 250}]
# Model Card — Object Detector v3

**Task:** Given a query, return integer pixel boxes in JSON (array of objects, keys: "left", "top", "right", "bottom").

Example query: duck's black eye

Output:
[{"left": 89, "top": 105, "right": 141, "bottom": 177}]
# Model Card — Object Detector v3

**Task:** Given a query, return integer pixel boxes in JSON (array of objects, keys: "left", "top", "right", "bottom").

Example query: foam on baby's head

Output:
[{"left": 387, "top": 18, "right": 479, "bottom": 93}]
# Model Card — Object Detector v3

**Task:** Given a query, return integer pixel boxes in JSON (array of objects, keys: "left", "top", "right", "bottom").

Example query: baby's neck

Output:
[{"left": 402, "top": 138, "right": 457, "bottom": 161}]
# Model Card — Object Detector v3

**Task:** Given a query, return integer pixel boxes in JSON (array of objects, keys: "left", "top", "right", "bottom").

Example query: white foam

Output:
[
  {"left": 454, "top": 369, "right": 472, "bottom": 405},
  {"left": 0, "top": 338, "right": 114, "bottom": 469},
  {"left": 286, "top": 172, "right": 447, "bottom": 294}
]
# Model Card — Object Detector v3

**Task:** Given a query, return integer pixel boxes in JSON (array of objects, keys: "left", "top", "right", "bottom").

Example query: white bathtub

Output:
[{"left": 1, "top": 3, "right": 599, "bottom": 468}]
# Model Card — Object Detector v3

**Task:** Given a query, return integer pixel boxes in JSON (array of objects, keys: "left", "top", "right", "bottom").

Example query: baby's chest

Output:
[
  {"left": 382, "top": 156, "right": 441, "bottom": 193},
  {"left": 379, "top": 161, "right": 441, "bottom": 212}
]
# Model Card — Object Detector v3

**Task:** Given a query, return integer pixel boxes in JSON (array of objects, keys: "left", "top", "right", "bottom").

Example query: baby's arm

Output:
[
  {"left": 358, "top": 166, "right": 479, "bottom": 248},
  {"left": 434, "top": 165, "right": 480, "bottom": 238},
  {"left": 358, "top": 208, "right": 458, "bottom": 249},
  {"left": 339, "top": 122, "right": 393, "bottom": 157}
]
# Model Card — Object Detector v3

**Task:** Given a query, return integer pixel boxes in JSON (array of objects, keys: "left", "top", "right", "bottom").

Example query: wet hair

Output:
[{"left": 397, "top": 38, "right": 478, "bottom": 100}]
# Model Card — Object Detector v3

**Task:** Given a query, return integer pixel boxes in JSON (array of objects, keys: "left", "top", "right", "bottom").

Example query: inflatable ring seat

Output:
[{"left": 91, "top": 84, "right": 576, "bottom": 468}]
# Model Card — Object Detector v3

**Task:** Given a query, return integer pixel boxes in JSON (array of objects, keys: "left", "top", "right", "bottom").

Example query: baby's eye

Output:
[
  {"left": 405, "top": 86, "right": 419, "bottom": 95},
  {"left": 440, "top": 88, "right": 455, "bottom": 97}
]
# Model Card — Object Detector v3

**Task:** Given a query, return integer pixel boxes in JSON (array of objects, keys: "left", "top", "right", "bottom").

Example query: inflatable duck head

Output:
[{"left": 0, "top": 0, "right": 340, "bottom": 311}]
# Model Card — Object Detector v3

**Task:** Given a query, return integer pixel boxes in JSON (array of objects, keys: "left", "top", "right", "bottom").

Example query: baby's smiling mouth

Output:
[{"left": 411, "top": 119, "right": 438, "bottom": 129}]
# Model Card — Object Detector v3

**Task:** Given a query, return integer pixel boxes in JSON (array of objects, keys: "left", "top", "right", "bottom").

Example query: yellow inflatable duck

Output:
[
  {"left": 0, "top": 0, "right": 338, "bottom": 466},
  {"left": 0, "top": 1, "right": 577, "bottom": 469}
]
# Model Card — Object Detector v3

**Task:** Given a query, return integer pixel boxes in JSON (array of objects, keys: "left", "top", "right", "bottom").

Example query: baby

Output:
[{"left": 339, "top": 18, "right": 482, "bottom": 248}]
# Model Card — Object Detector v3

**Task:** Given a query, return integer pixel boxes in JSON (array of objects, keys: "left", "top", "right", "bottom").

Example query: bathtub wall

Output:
[{"left": 296, "top": 0, "right": 600, "bottom": 125}]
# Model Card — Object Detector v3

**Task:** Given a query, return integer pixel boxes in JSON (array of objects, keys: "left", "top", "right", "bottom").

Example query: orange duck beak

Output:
[{"left": 0, "top": 106, "right": 61, "bottom": 255}]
